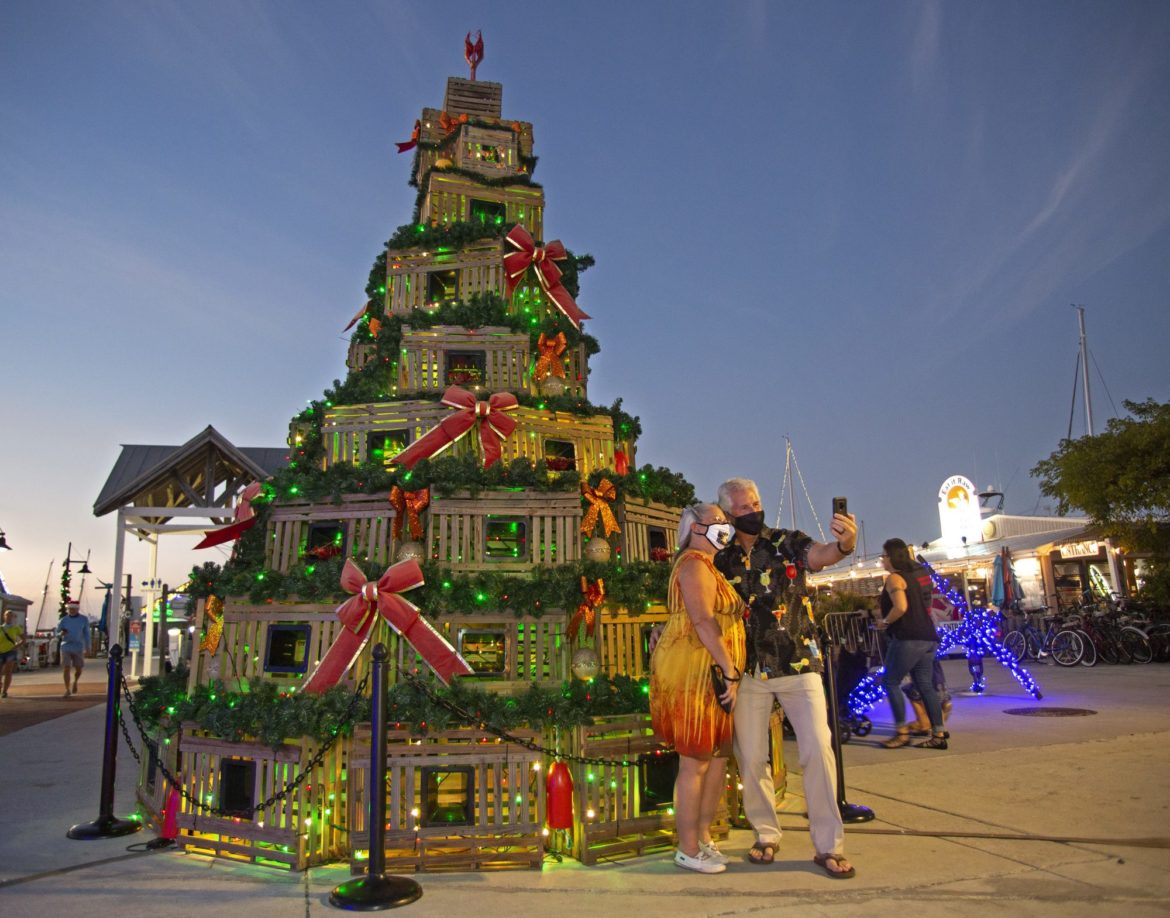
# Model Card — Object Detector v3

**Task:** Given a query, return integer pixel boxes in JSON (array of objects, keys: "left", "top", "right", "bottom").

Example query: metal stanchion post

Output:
[
  {"left": 67, "top": 645, "right": 142, "bottom": 839},
  {"left": 329, "top": 643, "right": 422, "bottom": 910},
  {"left": 820, "top": 615, "right": 875, "bottom": 824}
]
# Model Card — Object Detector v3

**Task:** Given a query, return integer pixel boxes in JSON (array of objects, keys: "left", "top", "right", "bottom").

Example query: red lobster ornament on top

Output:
[{"left": 465, "top": 30, "right": 484, "bottom": 80}]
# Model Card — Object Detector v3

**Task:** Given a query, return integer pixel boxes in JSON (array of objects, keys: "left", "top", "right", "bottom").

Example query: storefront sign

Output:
[
  {"left": 937, "top": 474, "right": 982, "bottom": 547},
  {"left": 1060, "top": 541, "right": 1100, "bottom": 559}
]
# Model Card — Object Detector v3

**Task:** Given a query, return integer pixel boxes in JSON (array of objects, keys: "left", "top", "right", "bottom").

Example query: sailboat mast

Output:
[
  {"left": 35, "top": 560, "right": 54, "bottom": 632},
  {"left": 1076, "top": 305, "right": 1094, "bottom": 436}
]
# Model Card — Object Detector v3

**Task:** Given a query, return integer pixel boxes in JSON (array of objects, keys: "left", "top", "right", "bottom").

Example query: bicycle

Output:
[{"left": 1003, "top": 613, "right": 1083, "bottom": 666}]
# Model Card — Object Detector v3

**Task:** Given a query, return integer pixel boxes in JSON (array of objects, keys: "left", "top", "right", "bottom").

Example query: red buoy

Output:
[{"left": 546, "top": 761, "right": 574, "bottom": 829}]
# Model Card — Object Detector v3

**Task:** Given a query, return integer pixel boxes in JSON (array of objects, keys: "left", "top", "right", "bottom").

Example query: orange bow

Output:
[
  {"left": 569, "top": 577, "right": 606, "bottom": 642},
  {"left": 534, "top": 332, "right": 567, "bottom": 383},
  {"left": 199, "top": 595, "right": 224, "bottom": 654},
  {"left": 301, "top": 559, "right": 471, "bottom": 693},
  {"left": 581, "top": 479, "right": 621, "bottom": 538},
  {"left": 389, "top": 485, "right": 430, "bottom": 541},
  {"left": 439, "top": 111, "right": 468, "bottom": 135}
]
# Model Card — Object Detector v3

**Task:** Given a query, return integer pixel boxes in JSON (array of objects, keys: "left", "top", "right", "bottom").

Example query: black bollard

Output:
[
  {"left": 68, "top": 644, "right": 142, "bottom": 839},
  {"left": 329, "top": 643, "right": 422, "bottom": 910},
  {"left": 819, "top": 620, "right": 875, "bottom": 824}
]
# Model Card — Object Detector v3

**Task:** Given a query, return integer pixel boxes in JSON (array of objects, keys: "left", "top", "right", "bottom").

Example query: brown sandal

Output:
[
  {"left": 747, "top": 843, "right": 776, "bottom": 865},
  {"left": 813, "top": 852, "right": 856, "bottom": 879},
  {"left": 882, "top": 728, "right": 911, "bottom": 749}
]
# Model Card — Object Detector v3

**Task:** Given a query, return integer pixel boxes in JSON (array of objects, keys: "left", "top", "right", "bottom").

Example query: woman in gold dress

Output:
[{"left": 650, "top": 502, "right": 746, "bottom": 874}]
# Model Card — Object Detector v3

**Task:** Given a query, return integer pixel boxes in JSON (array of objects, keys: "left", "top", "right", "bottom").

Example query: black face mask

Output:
[{"left": 732, "top": 510, "right": 765, "bottom": 535}]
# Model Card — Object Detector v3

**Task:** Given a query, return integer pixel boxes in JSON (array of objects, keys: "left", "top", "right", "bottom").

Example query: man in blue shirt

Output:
[{"left": 57, "top": 602, "right": 90, "bottom": 697}]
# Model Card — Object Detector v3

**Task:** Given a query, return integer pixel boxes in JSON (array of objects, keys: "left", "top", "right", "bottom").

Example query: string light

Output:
[{"left": 846, "top": 560, "right": 1042, "bottom": 716}]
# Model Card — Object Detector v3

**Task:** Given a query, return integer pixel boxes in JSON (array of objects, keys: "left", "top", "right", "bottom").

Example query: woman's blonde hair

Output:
[{"left": 676, "top": 502, "right": 723, "bottom": 556}]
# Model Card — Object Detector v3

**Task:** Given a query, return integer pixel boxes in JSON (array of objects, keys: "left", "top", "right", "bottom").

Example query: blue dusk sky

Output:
[{"left": 2, "top": 1, "right": 1168, "bottom": 617}]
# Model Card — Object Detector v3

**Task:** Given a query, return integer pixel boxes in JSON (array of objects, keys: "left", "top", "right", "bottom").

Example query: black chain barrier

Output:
[{"left": 119, "top": 670, "right": 370, "bottom": 819}]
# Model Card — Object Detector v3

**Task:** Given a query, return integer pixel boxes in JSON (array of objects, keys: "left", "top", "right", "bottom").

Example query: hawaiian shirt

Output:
[{"left": 714, "top": 525, "right": 823, "bottom": 678}]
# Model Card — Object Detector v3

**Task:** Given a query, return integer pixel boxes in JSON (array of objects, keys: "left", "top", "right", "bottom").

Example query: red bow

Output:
[
  {"left": 502, "top": 226, "right": 591, "bottom": 329},
  {"left": 391, "top": 386, "right": 519, "bottom": 469},
  {"left": 389, "top": 486, "right": 430, "bottom": 541},
  {"left": 301, "top": 558, "right": 471, "bottom": 693},
  {"left": 568, "top": 576, "right": 606, "bottom": 643},
  {"left": 194, "top": 482, "right": 263, "bottom": 549},
  {"left": 396, "top": 119, "right": 421, "bottom": 154},
  {"left": 344, "top": 300, "right": 374, "bottom": 332}
]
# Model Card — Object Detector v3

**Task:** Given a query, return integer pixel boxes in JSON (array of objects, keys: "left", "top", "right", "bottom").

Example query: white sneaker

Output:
[
  {"left": 699, "top": 840, "right": 729, "bottom": 865},
  {"left": 674, "top": 848, "right": 726, "bottom": 874}
]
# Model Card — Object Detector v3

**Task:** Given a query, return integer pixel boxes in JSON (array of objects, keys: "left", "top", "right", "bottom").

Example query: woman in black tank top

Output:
[{"left": 877, "top": 538, "right": 948, "bottom": 749}]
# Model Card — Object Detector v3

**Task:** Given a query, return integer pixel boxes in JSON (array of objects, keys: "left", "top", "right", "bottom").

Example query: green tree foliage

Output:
[{"left": 1032, "top": 398, "right": 1170, "bottom": 598}]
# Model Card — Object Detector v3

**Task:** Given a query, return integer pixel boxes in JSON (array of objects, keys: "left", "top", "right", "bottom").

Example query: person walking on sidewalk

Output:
[
  {"left": 877, "top": 538, "right": 949, "bottom": 750},
  {"left": 57, "top": 602, "right": 90, "bottom": 697},
  {"left": 0, "top": 610, "right": 26, "bottom": 698},
  {"left": 714, "top": 477, "right": 858, "bottom": 880}
]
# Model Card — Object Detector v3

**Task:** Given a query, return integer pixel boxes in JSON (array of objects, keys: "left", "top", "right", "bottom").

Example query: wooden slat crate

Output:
[
  {"left": 399, "top": 326, "right": 529, "bottom": 392},
  {"left": 387, "top": 240, "right": 510, "bottom": 312},
  {"left": 596, "top": 603, "right": 669, "bottom": 680},
  {"left": 441, "top": 78, "right": 503, "bottom": 119},
  {"left": 346, "top": 339, "right": 376, "bottom": 373},
  {"left": 616, "top": 496, "right": 681, "bottom": 564},
  {"left": 347, "top": 724, "right": 545, "bottom": 872},
  {"left": 320, "top": 403, "right": 613, "bottom": 479},
  {"left": 454, "top": 124, "right": 519, "bottom": 178},
  {"left": 174, "top": 727, "right": 347, "bottom": 871},
  {"left": 427, "top": 490, "right": 582, "bottom": 572},
  {"left": 550, "top": 714, "right": 725, "bottom": 865},
  {"left": 444, "top": 611, "right": 569, "bottom": 687},
  {"left": 267, "top": 494, "right": 398, "bottom": 573},
  {"left": 421, "top": 175, "right": 543, "bottom": 242}
]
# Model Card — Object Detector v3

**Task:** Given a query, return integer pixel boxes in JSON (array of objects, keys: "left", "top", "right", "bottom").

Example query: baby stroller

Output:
[
  {"left": 825, "top": 611, "right": 876, "bottom": 742},
  {"left": 780, "top": 611, "right": 875, "bottom": 743}
]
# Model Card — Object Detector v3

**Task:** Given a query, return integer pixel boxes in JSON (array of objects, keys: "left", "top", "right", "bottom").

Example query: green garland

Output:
[
  {"left": 134, "top": 667, "right": 649, "bottom": 750},
  {"left": 385, "top": 219, "right": 510, "bottom": 254}
]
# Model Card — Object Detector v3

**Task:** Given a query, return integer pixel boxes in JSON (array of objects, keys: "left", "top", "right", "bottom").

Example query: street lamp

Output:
[{"left": 60, "top": 542, "right": 93, "bottom": 615}]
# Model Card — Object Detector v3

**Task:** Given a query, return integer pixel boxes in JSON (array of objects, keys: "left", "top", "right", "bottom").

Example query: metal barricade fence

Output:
[{"left": 821, "top": 610, "right": 882, "bottom": 663}]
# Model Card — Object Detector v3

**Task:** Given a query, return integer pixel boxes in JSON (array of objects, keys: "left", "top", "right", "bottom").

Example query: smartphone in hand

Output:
[
  {"left": 710, "top": 664, "right": 733, "bottom": 713},
  {"left": 832, "top": 496, "right": 848, "bottom": 518}
]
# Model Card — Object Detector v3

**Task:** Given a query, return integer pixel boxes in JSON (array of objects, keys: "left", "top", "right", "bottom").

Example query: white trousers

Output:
[{"left": 732, "top": 671, "right": 845, "bottom": 856}]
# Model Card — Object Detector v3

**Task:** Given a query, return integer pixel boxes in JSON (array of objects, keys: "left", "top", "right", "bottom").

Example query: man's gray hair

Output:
[{"left": 716, "top": 477, "right": 760, "bottom": 512}]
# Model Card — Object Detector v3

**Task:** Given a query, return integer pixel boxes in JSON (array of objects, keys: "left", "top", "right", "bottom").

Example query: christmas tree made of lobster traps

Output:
[
  {"left": 185, "top": 54, "right": 698, "bottom": 714},
  {"left": 144, "top": 43, "right": 731, "bottom": 873}
]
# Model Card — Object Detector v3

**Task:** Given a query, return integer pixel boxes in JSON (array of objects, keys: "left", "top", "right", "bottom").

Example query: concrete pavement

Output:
[{"left": 1, "top": 658, "right": 1168, "bottom": 916}]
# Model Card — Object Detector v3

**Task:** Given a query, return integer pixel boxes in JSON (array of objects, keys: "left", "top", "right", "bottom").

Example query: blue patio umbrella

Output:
[
  {"left": 991, "top": 553, "right": 1006, "bottom": 608},
  {"left": 991, "top": 547, "right": 1024, "bottom": 610}
]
